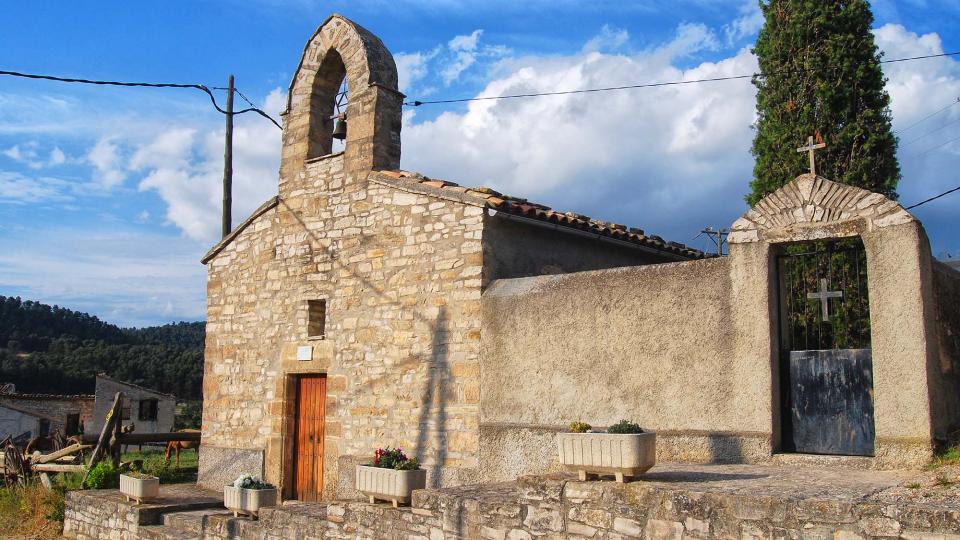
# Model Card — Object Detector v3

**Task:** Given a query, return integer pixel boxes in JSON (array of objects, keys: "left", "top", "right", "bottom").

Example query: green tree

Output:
[{"left": 747, "top": 0, "right": 900, "bottom": 206}]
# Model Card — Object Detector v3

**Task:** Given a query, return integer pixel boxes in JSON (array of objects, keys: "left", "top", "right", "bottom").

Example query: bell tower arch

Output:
[{"left": 280, "top": 14, "right": 403, "bottom": 184}]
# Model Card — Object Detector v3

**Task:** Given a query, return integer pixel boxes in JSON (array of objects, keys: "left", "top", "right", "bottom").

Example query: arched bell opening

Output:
[{"left": 306, "top": 48, "right": 348, "bottom": 159}]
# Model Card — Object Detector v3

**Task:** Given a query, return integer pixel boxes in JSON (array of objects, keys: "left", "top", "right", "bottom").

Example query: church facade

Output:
[
  {"left": 198, "top": 14, "right": 706, "bottom": 500},
  {"left": 200, "top": 14, "right": 960, "bottom": 502}
]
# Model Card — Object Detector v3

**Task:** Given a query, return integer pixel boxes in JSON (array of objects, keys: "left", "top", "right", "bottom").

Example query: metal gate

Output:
[{"left": 778, "top": 239, "right": 875, "bottom": 456}]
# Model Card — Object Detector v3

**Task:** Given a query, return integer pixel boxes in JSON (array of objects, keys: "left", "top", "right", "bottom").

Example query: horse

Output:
[{"left": 164, "top": 429, "right": 200, "bottom": 467}]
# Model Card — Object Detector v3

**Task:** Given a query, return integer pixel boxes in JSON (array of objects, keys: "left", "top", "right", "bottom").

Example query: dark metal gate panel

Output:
[
  {"left": 778, "top": 239, "right": 875, "bottom": 457},
  {"left": 788, "top": 349, "right": 875, "bottom": 455}
]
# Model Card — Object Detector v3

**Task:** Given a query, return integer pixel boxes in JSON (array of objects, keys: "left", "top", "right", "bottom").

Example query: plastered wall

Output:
[{"left": 478, "top": 257, "right": 775, "bottom": 481}]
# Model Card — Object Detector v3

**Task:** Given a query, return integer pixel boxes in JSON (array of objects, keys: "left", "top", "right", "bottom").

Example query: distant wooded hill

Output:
[{"left": 0, "top": 296, "right": 204, "bottom": 400}]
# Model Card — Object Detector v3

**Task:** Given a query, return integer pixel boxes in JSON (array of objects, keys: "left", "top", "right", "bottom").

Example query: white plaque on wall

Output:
[{"left": 296, "top": 346, "right": 313, "bottom": 361}]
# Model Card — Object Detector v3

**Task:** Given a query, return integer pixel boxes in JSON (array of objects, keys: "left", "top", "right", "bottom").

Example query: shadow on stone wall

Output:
[
  {"left": 708, "top": 433, "right": 745, "bottom": 463},
  {"left": 414, "top": 306, "right": 450, "bottom": 490}
]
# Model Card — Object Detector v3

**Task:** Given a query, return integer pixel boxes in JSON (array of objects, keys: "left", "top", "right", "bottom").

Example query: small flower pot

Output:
[
  {"left": 556, "top": 432, "right": 656, "bottom": 482},
  {"left": 223, "top": 485, "right": 278, "bottom": 519},
  {"left": 119, "top": 474, "right": 159, "bottom": 504},
  {"left": 356, "top": 465, "right": 427, "bottom": 507}
]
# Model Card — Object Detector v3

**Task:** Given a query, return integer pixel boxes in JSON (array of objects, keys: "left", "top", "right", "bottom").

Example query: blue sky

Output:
[{"left": 1, "top": 1, "right": 959, "bottom": 327}]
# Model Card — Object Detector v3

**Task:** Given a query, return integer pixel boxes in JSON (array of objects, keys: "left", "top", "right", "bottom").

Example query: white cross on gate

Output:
[
  {"left": 807, "top": 278, "right": 843, "bottom": 321},
  {"left": 797, "top": 135, "right": 827, "bottom": 175}
]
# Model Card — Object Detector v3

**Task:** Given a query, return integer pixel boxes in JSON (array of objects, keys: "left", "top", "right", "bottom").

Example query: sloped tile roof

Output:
[{"left": 373, "top": 170, "right": 709, "bottom": 259}]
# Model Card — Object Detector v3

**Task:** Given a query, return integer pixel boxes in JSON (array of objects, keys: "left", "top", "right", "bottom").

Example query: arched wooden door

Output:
[{"left": 293, "top": 375, "right": 326, "bottom": 501}]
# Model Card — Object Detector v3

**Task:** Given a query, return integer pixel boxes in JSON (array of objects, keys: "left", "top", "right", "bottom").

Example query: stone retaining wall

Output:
[{"left": 63, "top": 472, "right": 960, "bottom": 539}]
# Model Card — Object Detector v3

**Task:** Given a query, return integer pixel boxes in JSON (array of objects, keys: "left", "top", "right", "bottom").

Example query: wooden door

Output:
[{"left": 293, "top": 375, "right": 326, "bottom": 501}]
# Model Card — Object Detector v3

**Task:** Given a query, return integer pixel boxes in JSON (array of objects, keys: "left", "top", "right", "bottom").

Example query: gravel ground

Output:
[{"left": 873, "top": 464, "right": 960, "bottom": 506}]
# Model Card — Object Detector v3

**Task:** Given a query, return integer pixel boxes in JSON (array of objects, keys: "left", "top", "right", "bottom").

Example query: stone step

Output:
[
  {"left": 162, "top": 509, "right": 230, "bottom": 534},
  {"left": 138, "top": 524, "right": 200, "bottom": 540}
]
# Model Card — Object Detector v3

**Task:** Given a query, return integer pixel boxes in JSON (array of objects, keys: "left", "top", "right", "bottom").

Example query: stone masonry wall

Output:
[
  {"left": 201, "top": 152, "right": 485, "bottom": 497},
  {"left": 0, "top": 395, "right": 94, "bottom": 435},
  {"left": 63, "top": 472, "right": 960, "bottom": 540}
]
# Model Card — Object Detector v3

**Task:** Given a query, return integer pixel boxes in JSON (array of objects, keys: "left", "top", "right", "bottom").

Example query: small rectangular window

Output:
[
  {"left": 308, "top": 299, "right": 326, "bottom": 338},
  {"left": 139, "top": 399, "right": 159, "bottom": 421},
  {"left": 121, "top": 400, "right": 131, "bottom": 420},
  {"left": 66, "top": 413, "right": 80, "bottom": 435}
]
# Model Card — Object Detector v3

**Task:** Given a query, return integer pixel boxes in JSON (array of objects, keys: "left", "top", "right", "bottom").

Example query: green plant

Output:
[
  {"left": 747, "top": 0, "right": 899, "bottom": 207},
  {"left": 85, "top": 462, "right": 120, "bottom": 489},
  {"left": 905, "top": 482, "right": 921, "bottom": 490},
  {"left": 371, "top": 447, "right": 420, "bottom": 470},
  {"left": 395, "top": 457, "right": 421, "bottom": 471},
  {"left": 570, "top": 421, "right": 591, "bottom": 433},
  {"left": 935, "top": 473, "right": 954, "bottom": 487},
  {"left": 232, "top": 474, "right": 275, "bottom": 490},
  {"left": 122, "top": 471, "right": 157, "bottom": 480},
  {"left": 607, "top": 420, "right": 644, "bottom": 434}
]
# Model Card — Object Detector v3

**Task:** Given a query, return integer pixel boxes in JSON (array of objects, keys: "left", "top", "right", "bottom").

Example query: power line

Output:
[
  {"left": 905, "top": 184, "right": 960, "bottom": 210},
  {"left": 902, "top": 115, "right": 960, "bottom": 146},
  {"left": 0, "top": 69, "right": 281, "bottom": 130},
  {"left": 914, "top": 132, "right": 960, "bottom": 157},
  {"left": 895, "top": 96, "right": 960, "bottom": 134},
  {"left": 403, "top": 50, "right": 960, "bottom": 107}
]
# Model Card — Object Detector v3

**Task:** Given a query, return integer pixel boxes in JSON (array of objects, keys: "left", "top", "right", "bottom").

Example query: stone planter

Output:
[
  {"left": 356, "top": 465, "right": 427, "bottom": 507},
  {"left": 223, "top": 485, "right": 278, "bottom": 519},
  {"left": 557, "top": 432, "right": 656, "bottom": 482},
  {"left": 119, "top": 474, "right": 159, "bottom": 504}
]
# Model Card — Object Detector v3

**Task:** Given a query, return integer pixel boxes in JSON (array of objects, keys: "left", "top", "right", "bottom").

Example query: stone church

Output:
[{"left": 199, "top": 14, "right": 960, "bottom": 502}]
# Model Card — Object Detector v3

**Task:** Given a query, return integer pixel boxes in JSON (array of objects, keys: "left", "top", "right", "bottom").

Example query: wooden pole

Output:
[
  {"left": 83, "top": 392, "right": 123, "bottom": 484},
  {"left": 222, "top": 74, "right": 234, "bottom": 239}
]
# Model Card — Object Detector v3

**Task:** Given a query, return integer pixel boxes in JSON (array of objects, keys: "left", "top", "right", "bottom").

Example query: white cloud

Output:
[
  {"left": 0, "top": 171, "right": 73, "bottom": 204},
  {"left": 136, "top": 210, "right": 151, "bottom": 223},
  {"left": 398, "top": 28, "right": 511, "bottom": 89},
  {"left": 87, "top": 137, "right": 126, "bottom": 188},
  {"left": 396, "top": 21, "right": 960, "bottom": 253},
  {"left": 0, "top": 226, "right": 207, "bottom": 327},
  {"left": 134, "top": 89, "right": 284, "bottom": 242},
  {"left": 49, "top": 146, "right": 66, "bottom": 166},
  {"left": 582, "top": 25, "right": 630, "bottom": 53},
  {"left": 723, "top": 0, "right": 764, "bottom": 46},
  {"left": 401, "top": 25, "right": 757, "bottom": 241},
  {"left": 449, "top": 29, "right": 483, "bottom": 52}
]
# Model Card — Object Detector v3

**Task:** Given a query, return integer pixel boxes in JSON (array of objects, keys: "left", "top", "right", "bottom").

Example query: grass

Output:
[
  {"left": 0, "top": 473, "right": 83, "bottom": 540},
  {"left": 0, "top": 448, "right": 198, "bottom": 539},
  {"left": 932, "top": 443, "right": 960, "bottom": 468},
  {"left": 122, "top": 447, "right": 199, "bottom": 484}
]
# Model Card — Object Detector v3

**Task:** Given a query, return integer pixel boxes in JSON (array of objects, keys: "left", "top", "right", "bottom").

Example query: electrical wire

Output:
[
  {"left": 895, "top": 97, "right": 960, "bottom": 134},
  {"left": 403, "top": 50, "right": 960, "bottom": 107},
  {"left": 0, "top": 69, "right": 282, "bottom": 129},
  {"left": 905, "top": 184, "right": 960, "bottom": 210},
  {"left": 902, "top": 116, "right": 960, "bottom": 146},
  {"left": 914, "top": 132, "right": 960, "bottom": 157}
]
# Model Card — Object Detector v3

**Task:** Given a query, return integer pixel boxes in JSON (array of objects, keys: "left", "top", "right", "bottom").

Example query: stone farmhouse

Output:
[
  {"left": 0, "top": 388, "right": 94, "bottom": 443},
  {"left": 199, "top": 14, "right": 960, "bottom": 503},
  {"left": 0, "top": 374, "right": 175, "bottom": 445},
  {"left": 87, "top": 374, "right": 176, "bottom": 438}
]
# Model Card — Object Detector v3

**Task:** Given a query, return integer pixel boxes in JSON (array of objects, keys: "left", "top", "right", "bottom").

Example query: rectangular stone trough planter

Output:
[
  {"left": 556, "top": 432, "right": 656, "bottom": 482},
  {"left": 119, "top": 474, "right": 159, "bottom": 504},
  {"left": 356, "top": 465, "right": 427, "bottom": 507},
  {"left": 223, "top": 486, "right": 278, "bottom": 519}
]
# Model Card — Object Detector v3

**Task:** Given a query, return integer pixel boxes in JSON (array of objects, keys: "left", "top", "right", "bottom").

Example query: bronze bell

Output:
[{"left": 331, "top": 114, "right": 347, "bottom": 140}]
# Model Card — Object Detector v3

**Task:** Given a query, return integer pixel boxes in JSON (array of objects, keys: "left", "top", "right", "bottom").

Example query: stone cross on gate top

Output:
[
  {"left": 807, "top": 278, "right": 843, "bottom": 321},
  {"left": 797, "top": 135, "right": 827, "bottom": 175}
]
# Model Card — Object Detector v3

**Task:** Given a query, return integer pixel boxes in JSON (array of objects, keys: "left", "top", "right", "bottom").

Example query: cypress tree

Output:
[{"left": 747, "top": 0, "right": 900, "bottom": 206}]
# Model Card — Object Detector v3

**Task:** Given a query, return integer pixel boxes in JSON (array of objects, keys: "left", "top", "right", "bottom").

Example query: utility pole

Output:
[
  {"left": 221, "top": 74, "right": 234, "bottom": 239},
  {"left": 698, "top": 227, "right": 730, "bottom": 256}
]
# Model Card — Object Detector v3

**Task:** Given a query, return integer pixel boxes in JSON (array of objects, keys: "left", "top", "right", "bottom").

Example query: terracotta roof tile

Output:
[{"left": 371, "top": 170, "right": 710, "bottom": 259}]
